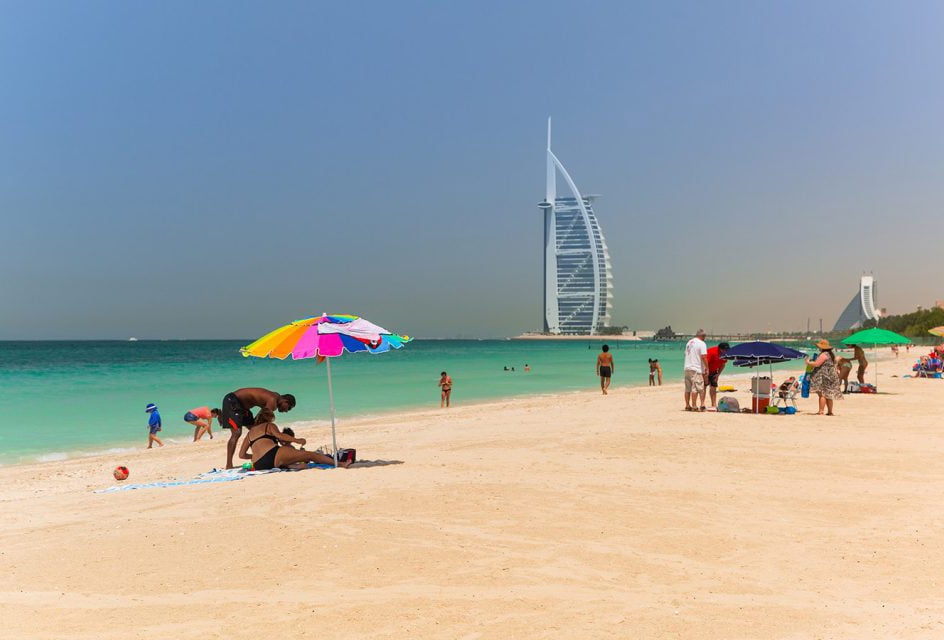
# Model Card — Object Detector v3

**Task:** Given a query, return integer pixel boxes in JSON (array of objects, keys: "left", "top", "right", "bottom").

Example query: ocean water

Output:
[{"left": 0, "top": 339, "right": 801, "bottom": 465}]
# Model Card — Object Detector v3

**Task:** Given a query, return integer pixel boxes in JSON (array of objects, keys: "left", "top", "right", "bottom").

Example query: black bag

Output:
[{"left": 336, "top": 448, "right": 356, "bottom": 463}]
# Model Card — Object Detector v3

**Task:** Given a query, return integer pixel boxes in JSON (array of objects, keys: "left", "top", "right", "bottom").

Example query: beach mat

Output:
[{"left": 95, "top": 460, "right": 403, "bottom": 493}]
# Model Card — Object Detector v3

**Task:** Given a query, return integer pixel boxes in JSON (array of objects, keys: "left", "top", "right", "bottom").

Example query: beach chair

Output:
[{"left": 774, "top": 378, "right": 798, "bottom": 409}]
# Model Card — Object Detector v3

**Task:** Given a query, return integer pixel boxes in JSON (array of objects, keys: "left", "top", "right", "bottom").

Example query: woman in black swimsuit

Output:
[{"left": 238, "top": 410, "right": 350, "bottom": 469}]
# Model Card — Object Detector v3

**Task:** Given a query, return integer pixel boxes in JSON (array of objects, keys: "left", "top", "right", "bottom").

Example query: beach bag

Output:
[
  {"left": 859, "top": 384, "right": 876, "bottom": 394},
  {"left": 847, "top": 381, "right": 860, "bottom": 393},
  {"left": 800, "top": 374, "right": 811, "bottom": 398},
  {"left": 336, "top": 448, "right": 356, "bottom": 463},
  {"left": 717, "top": 396, "right": 740, "bottom": 413}
]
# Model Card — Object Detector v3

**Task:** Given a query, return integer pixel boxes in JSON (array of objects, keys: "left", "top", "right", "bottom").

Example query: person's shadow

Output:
[{"left": 349, "top": 459, "right": 404, "bottom": 468}]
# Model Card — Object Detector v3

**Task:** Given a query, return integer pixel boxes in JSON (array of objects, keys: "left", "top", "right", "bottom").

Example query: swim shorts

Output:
[
  {"left": 599, "top": 366, "right": 611, "bottom": 379},
  {"left": 707, "top": 371, "right": 720, "bottom": 387},
  {"left": 149, "top": 425, "right": 161, "bottom": 435},
  {"left": 220, "top": 392, "right": 253, "bottom": 431},
  {"left": 183, "top": 411, "right": 198, "bottom": 423}
]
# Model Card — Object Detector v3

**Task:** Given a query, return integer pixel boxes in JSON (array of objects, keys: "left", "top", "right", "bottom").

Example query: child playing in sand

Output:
[{"left": 145, "top": 403, "right": 163, "bottom": 449}]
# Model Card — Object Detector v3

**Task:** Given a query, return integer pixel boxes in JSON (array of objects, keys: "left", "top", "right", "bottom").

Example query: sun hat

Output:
[
  {"left": 145, "top": 403, "right": 158, "bottom": 412},
  {"left": 815, "top": 339, "right": 832, "bottom": 350}
]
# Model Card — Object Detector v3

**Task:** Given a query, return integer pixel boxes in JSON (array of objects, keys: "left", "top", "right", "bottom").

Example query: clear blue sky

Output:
[{"left": 2, "top": 1, "right": 942, "bottom": 339}]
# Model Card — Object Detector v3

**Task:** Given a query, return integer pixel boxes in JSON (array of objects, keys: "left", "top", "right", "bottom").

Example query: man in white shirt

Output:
[{"left": 683, "top": 329, "right": 709, "bottom": 411}]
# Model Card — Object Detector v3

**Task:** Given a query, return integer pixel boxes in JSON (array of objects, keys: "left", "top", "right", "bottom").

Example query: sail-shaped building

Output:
[
  {"left": 538, "top": 119, "right": 613, "bottom": 335},
  {"left": 832, "top": 275, "right": 880, "bottom": 331}
]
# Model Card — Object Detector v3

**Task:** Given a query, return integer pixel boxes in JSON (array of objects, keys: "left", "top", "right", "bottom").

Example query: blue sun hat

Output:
[{"left": 145, "top": 403, "right": 158, "bottom": 412}]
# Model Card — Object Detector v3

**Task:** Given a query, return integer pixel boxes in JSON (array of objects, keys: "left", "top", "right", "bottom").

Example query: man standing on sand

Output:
[
  {"left": 219, "top": 388, "right": 296, "bottom": 469},
  {"left": 705, "top": 342, "right": 730, "bottom": 409},
  {"left": 683, "top": 329, "right": 709, "bottom": 411},
  {"left": 596, "top": 344, "right": 614, "bottom": 395},
  {"left": 849, "top": 344, "right": 868, "bottom": 384}
]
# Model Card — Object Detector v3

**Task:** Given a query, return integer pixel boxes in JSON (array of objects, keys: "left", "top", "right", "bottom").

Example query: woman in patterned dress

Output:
[{"left": 805, "top": 339, "right": 842, "bottom": 416}]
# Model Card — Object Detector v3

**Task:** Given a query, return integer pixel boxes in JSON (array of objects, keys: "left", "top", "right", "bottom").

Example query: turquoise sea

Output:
[
  {"left": 0, "top": 339, "right": 705, "bottom": 465},
  {"left": 1, "top": 338, "right": 819, "bottom": 465}
]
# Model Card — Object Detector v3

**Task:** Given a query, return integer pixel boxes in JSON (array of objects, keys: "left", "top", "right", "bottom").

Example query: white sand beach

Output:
[{"left": 2, "top": 365, "right": 944, "bottom": 639}]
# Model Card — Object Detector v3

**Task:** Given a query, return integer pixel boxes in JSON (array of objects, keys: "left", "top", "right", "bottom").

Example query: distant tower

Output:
[
  {"left": 833, "top": 275, "right": 880, "bottom": 331},
  {"left": 538, "top": 119, "right": 613, "bottom": 335}
]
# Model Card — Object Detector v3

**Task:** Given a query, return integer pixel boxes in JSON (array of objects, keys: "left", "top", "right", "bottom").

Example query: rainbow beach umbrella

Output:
[
  {"left": 241, "top": 314, "right": 411, "bottom": 465},
  {"left": 928, "top": 326, "right": 944, "bottom": 338}
]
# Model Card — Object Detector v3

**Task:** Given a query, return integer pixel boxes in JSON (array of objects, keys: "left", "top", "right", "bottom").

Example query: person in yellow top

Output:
[{"left": 596, "top": 344, "right": 614, "bottom": 395}]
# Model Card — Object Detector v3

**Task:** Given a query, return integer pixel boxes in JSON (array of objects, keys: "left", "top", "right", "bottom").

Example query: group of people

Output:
[
  {"left": 909, "top": 346, "right": 944, "bottom": 377},
  {"left": 144, "top": 387, "right": 350, "bottom": 469},
  {"left": 681, "top": 330, "right": 731, "bottom": 411}
]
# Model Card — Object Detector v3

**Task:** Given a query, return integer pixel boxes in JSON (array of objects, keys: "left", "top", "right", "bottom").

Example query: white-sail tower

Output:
[{"left": 538, "top": 118, "right": 613, "bottom": 335}]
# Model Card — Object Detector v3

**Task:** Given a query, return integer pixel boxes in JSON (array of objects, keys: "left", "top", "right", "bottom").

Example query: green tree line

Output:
[{"left": 864, "top": 307, "right": 944, "bottom": 337}]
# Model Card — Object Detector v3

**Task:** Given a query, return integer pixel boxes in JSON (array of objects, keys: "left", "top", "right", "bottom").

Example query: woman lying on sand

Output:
[{"left": 239, "top": 409, "right": 350, "bottom": 470}]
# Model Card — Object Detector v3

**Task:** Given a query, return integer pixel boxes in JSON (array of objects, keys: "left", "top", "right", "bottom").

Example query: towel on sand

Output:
[{"left": 95, "top": 463, "right": 334, "bottom": 493}]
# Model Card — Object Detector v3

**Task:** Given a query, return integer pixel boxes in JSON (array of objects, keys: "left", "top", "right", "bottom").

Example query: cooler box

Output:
[
  {"left": 752, "top": 396, "right": 770, "bottom": 413},
  {"left": 751, "top": 376, "right": 772, "bottom": 395}
]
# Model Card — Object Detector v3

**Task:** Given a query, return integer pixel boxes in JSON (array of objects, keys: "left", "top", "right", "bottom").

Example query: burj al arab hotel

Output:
[{"left": 538, "top": 119, "right": 613, "bottom": 335}]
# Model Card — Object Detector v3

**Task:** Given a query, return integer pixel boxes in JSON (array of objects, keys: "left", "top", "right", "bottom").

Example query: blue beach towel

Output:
[{"left": 95, "top": 463, "right": 335, "bottom": 493}]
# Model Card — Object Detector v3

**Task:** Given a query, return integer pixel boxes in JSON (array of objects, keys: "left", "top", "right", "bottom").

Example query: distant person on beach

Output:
[
  {"left": 438, "top": 371, "right": 453, "bottom": 408},
  {"left": 849, "top": 344, "right": 868, "bottom": 384},
  {"left": 806, "top": 339, "right": 842, "bottom": 415},
  {"left": 596, "top": 344, "right": 614, "bottom": 395},
  {"left": 648, "top": 358, "right": 662, "bottom": 386},
  {"left": 184, "top": 406, "right": 220, "bottom": 442},
  {"left": 705, "top": 342, "right": 730, "bottom": 409},
  {"left": 683, "top": 329, "right": 709, "bottom": 411},
  {"left": 239, "top": 409, "right": 346, "bottom": 470},
  {"left": 219, "top": 388, "right": 296, "bottom": 469},
  {"left": 836, "top": 356, "right": 853, "bottom": 393},
  {"left": 145, "top": 403, "right": 164, "bottom": 449},
  {"left": 524, "top": 364, "right": 531, "bottom": 372}
]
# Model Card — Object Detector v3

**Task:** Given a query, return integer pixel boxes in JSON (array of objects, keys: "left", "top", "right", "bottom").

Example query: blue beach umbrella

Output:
[{"left": 722, "top": 341, "right": 807, "bottom": 412}]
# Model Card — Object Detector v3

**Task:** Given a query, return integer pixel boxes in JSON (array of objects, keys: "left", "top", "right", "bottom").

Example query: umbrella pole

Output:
[{"left": 326, "top": 357, "right": 339, "bottom": 467}]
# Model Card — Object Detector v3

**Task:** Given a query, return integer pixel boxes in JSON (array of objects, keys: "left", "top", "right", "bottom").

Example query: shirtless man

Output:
[
  {"left": 219, "top": 387, "right": 296, "bottom": 469},
  {"left": 849, "top": 344, "right": 868, "bottom": 384},
  {"left": 596, "top": 344, "right": 614, "bottom": 395}
]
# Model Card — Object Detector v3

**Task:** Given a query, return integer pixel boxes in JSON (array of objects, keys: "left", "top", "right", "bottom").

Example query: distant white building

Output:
[
  {"left": 538, "top": 119, "right": 613, "bottom": 335},
  {"left": 833, "top": 275, "right": 880, "bottom": 331}
]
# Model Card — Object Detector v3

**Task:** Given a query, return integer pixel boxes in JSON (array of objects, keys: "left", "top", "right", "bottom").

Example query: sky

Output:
[{"left": 1, "top": 0, "right": 942, "bottom": 339}]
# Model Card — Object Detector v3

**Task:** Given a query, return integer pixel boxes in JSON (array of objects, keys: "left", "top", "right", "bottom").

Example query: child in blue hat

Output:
[{"left": 146, "top": 403, "right": 164, "bottom": 449}]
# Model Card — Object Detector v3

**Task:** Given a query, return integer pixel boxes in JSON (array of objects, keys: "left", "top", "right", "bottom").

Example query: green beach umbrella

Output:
[
  {"left": 840, "top": 327, "right": 911, "bottom": 346},
  {"left": 840, "top": 328, "right": 911, "bottom": 389}
]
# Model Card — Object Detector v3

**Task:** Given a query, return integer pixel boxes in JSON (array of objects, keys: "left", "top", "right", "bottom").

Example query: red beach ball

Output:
[{"left": 113, "top": 466, "right": 130, "bottom": 481}]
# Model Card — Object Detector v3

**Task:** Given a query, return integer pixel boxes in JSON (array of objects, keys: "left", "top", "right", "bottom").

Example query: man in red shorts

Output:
[{"left": 220, "top": 388, "right": 296, "bottom": 469}]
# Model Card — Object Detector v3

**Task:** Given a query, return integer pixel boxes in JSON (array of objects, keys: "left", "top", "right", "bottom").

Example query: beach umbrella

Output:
[
  {"left": 722, "top": 341, "right": 807, "bottom": 413},
  {"left": 241, "top": 314, "right": 411, "bottom": 465},
  {"left": 840, "top": 327, "right": 911, "bottom": 388},
  {"left": 928, "top": 326, "right": 944, "bottom": 338}
]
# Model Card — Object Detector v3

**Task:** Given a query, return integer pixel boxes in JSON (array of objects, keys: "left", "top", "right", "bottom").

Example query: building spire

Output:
[{"left": 546, "top": 117, "right": 556, "bottom": 203}]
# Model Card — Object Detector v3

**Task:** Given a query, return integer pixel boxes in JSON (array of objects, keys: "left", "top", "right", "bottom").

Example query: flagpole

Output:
[{"left": 325, "top": 357, "right": 339, "bottom": 467}]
